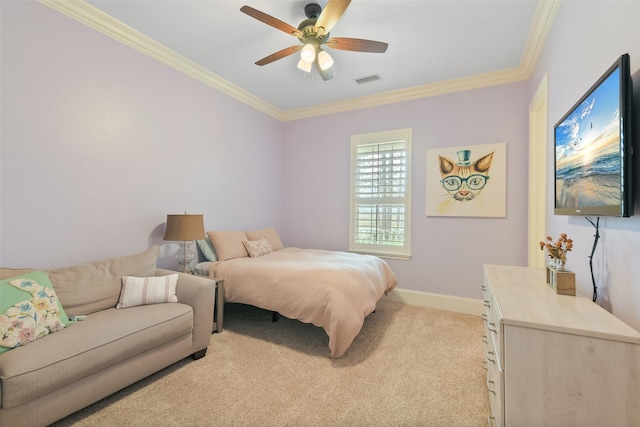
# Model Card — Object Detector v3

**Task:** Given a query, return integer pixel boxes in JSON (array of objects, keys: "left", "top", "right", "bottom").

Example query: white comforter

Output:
[{"left": 205, "top": 247, "right": 397, "bottom": 357}]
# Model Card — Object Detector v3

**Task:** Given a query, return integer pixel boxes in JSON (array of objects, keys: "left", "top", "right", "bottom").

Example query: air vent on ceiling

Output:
[{"left": 354, "top": 74, "right": 381, "bottom": 85}]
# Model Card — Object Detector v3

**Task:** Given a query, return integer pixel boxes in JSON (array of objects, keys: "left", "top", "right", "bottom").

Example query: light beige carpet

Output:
[{"left": 52, "top": 299, "right": 490, "bottom": 426}]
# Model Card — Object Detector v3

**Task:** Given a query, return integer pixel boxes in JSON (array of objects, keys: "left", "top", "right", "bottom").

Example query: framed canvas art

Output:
[{"left": 426, "top": 142, "right": 506, "bottom": 217}]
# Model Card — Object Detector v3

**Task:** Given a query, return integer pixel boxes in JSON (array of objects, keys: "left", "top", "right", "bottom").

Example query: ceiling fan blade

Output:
[
  {"left": 240, "top": 5, "right": 303, "bottom": 38},
  {"left": 315, "top": 58, "right": 334, "bottom": 81},
  {"left": 255, "top": 45, "right": 302, "bottom": 66},
  {"left": 326, "top": 37, "right": 388, "bottom": 53},
  {"left": 314, "top": 0, "right": 351, "bottom": 36}
]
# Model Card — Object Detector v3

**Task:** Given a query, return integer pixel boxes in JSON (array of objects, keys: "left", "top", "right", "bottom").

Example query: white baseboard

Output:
[{"left": 384, "top": 287, "right": 483, "bottom": 316}]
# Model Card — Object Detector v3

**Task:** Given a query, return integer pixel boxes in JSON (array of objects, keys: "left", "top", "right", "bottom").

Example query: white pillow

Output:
[{"left": 116, "top": 274, "right": 178, "bottom": 309}]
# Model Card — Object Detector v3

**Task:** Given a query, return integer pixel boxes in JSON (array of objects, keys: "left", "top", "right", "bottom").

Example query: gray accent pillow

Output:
[{"left": 196, "top": 236, "right": 218, "bottom": 261}]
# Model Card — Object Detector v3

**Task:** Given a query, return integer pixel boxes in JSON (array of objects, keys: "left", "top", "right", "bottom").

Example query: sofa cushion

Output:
[
  {"left": 0, "top": 302, "right": 193, "bottom": 409},
  {"left": 47, "top": 246, "right": 159, "bottom": 317},
  {"left": 0, "top": 268, "right": 37, "bottom": 280},
  {"left": 0, "top": 272, "right": 71, "bottom": 354}
]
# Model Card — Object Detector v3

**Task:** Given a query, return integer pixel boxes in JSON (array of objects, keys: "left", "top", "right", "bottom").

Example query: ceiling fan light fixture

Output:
[
  {"left": 241, "top": 3, "right": 388, "bottom": 82},
  {"left": 300, "top": 43, "right": 316, "bottom": 63},
  {"left": 317, "top": 50, "right": 334, "bottom": 70},
  {"left": 297, "top": 58, "right": 312, "bottom": 72}
]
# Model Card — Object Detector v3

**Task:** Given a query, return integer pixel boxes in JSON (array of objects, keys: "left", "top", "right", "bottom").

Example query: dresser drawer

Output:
[
  {"left": 482, "top": 283, "right": 503, "bottom": 371},
  {"left": 483, "top": 280, "right": 504, "bottom": 427},
  {"left": 485, "top": 342, "right": 504, "bottom": 427}
]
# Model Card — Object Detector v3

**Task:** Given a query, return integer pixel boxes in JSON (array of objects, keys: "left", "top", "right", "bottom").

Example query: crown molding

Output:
[
  {"left": 282, "top": 66, "right": 529, "bottom": 121},
  {"left": 519, "top": 0, "right": 561, "bottom": 78},
  {"left": 38, "top": 0, "right": 287, "bottom": 121},
  {"left": 281, "top": 0, "right": 560, "bottom": 121},
  {"left": 39, "top": 0, "right": 559, "bottom": 123}
]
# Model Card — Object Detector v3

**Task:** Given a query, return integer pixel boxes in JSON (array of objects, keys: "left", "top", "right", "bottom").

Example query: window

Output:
[{"left": 349, "top": 128, "right": 411, "bottom": 259}]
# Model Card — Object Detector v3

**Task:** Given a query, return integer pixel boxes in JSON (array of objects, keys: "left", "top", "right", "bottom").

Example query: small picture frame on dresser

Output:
[{"left": 546, "top": 266, "right": 576, "bottom": 296}]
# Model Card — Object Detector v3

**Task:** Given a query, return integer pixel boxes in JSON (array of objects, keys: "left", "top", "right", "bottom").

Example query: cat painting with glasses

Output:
[
  {"left": 426, "top": 142, "right": 505, "bottom": 217},
  {"left": 438, "top": 149, "right": 494, "bottom": 202}
]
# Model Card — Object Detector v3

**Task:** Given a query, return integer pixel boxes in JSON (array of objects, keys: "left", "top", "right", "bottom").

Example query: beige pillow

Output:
[
  {"left": 116, "top": 274, "right": 178, "bottom": 309},
  {"left": 246, "top": 228, "right": 284, "bottom": 250},
  {"left": 207, "top": 231, "right": 249, "bottom": 261},
  {"left": 243, "top": 238, "right": 274, "bottom": 258},
  {"left": 48, "top": 246, "right": 159, "bottom": 317}
]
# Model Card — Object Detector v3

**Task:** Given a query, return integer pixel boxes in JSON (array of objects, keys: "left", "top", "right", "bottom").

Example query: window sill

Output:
[{"left": 348, "top": 250, "right": 411, "bottom": 261}]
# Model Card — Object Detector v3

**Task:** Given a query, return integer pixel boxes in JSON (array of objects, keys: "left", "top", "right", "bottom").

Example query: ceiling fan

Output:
[{"left": 240, "top": 0, "right": 388, "bottom": 81}]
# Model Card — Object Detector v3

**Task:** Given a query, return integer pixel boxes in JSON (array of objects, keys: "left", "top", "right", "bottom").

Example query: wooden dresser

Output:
[{"left": 482, "top": 264, "right": 640, "bottom": 427}]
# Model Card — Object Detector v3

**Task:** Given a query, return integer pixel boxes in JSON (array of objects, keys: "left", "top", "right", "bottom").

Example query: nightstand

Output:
[
  {"left": 192, "top": 273, "right": 224, "bottom": 333},
  {"left": 211, "top": 278, "right": 224, "bottom": 333}
]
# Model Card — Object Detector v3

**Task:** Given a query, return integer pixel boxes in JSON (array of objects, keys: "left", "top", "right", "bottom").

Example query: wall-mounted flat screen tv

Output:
[{"left": 554, "top": 53, "right": 634, "bottom": 217}]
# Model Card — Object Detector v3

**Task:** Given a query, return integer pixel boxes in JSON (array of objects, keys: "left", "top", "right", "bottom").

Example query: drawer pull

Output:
[
  {"left": 487, "top": 322, "right": 497, "bottom": 334},
  {"left": 481, "top": 285, "right": 486, "bottom": 291},
  {"left": 486, "top": 380, "right": 497, "bottom": 394},
  {"left": 481, "top": 314, "right": 488, "bottom": 322},
  {"left": 483, "top": 300, "right": 491, "bottom": 308},
  {"left": 486, "top": 350, "right": 496, "bottom": 364},
  {"left": 482, "top": 334, "right": 488, "bottom": 343},
  {"left": 482, "top": 360, "right": 488, "bottom": 370}
]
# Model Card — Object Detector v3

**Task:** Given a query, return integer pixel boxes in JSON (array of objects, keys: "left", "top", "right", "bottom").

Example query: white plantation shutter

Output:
[{"left": 350, "top": 129, "right": 412, "bottom": 258}]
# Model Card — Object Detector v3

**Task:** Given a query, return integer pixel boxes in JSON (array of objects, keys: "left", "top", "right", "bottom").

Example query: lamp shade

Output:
[
  {"left": 317, "top": 50, "right": 334, "bottom": 70},
  {"left": 297, "top": 58, "right": 312, "bottom": 72},
  {"left": 300, "top": 43, "right": 316, "bottom": 63},
  {"left": 163, "top": 214, "right": 206, "bottom": 241}
]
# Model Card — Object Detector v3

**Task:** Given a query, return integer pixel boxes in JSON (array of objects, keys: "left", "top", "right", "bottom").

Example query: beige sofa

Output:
[{"left": 0, "top": 246, "right": 215, "bottom": 427}]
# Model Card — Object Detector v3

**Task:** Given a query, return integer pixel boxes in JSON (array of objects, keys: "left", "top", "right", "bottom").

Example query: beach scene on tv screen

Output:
[{"left": 555, "top": 68, "right": 622, "bottom": 209}]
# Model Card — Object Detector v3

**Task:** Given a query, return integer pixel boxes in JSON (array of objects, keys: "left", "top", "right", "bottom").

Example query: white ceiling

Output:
[{"left": 54, "top": 0, "right": 555, "bottom": 119}]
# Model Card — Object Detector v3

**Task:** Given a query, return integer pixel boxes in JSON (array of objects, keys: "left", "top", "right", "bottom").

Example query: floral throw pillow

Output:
[
  {"left": 0, "top": 277, "right": 66, "bottom": 351},
  {"left": 242, "top": 237, "right": 274, "bottom": 258}
]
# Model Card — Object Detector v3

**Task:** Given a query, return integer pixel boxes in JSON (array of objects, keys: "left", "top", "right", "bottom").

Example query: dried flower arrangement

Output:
[{"left": 539, "top": 233, "right": 573, "bottom": 265}]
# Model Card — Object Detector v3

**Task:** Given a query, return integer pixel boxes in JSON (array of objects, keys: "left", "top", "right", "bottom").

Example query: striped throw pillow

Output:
[{"left": 116, "top": 274, "right": 178, "bottom": 309}]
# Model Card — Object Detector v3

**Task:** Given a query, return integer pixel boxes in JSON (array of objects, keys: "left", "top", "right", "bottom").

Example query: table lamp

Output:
[{"left": 163, "top": 213, "right": 205, "bottom": 273}]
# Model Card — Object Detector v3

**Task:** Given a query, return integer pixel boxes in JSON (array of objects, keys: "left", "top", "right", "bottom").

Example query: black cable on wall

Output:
[{"left": 586, "top": 216, "right": 600, "bottom": 303}]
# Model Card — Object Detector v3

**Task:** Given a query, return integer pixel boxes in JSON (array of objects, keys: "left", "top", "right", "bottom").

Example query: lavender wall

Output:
[
  {"left": 529, "top": 0, "right": 640, "bottom": 330},
  {"left": 0, "top": 2, "right": 284, "bottom": 270},
  {"left": 281, "top": 83, "right": 530, "bottom": 300},
  {"left": 3, "top": 1, "right": 640, "bottom": 332}
]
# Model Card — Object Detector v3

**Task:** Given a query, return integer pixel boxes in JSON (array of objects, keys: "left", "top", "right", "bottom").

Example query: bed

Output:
[{"left": 195, "top": 228, "right": 397, "bottom": 357}]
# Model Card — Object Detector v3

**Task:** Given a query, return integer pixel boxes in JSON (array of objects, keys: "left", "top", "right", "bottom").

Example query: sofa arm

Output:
[{"left": 156, "top": 269, "right": 214, "bottom": 356}]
